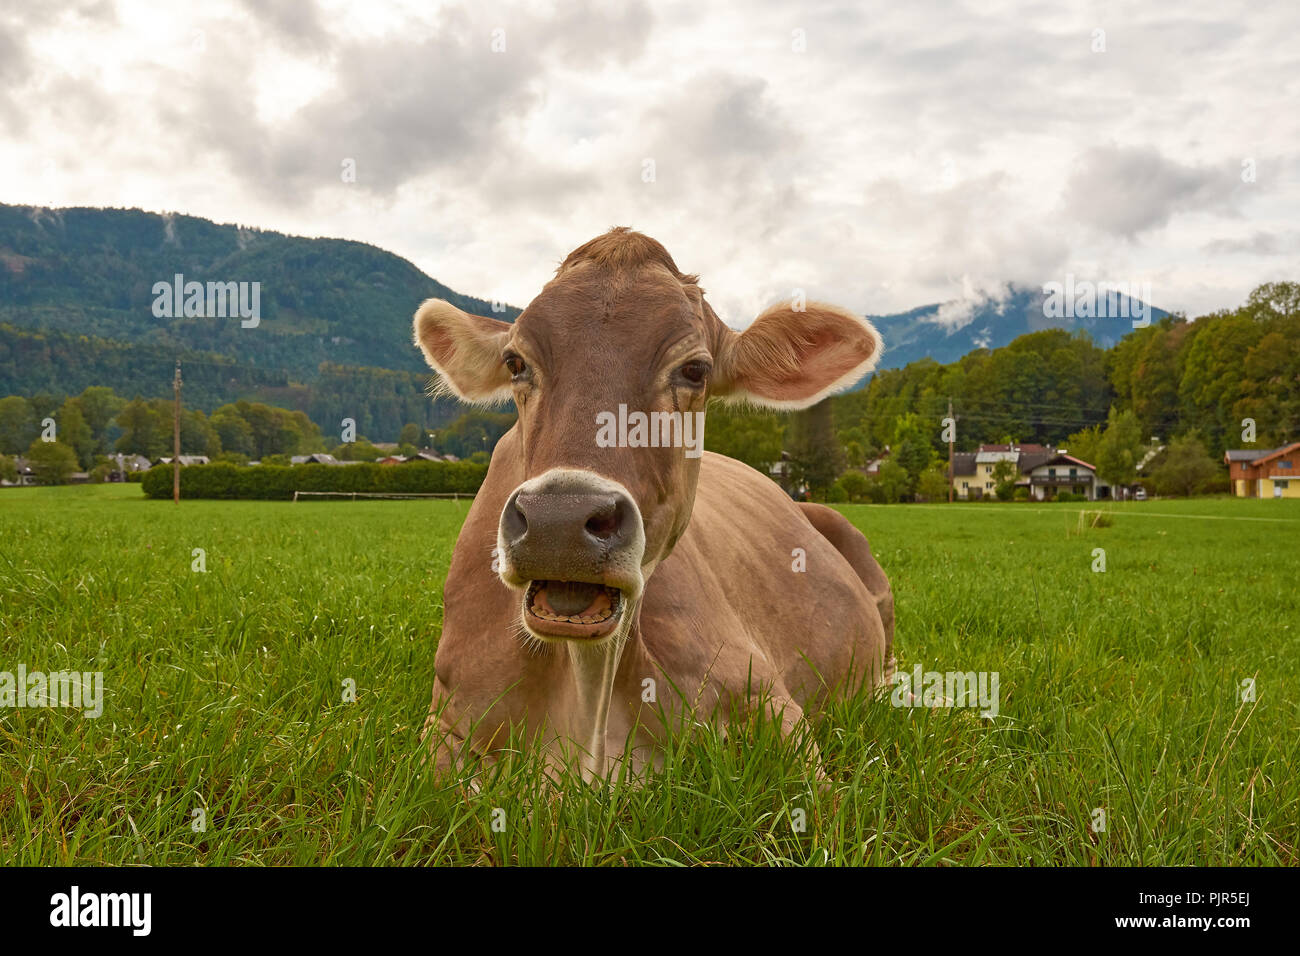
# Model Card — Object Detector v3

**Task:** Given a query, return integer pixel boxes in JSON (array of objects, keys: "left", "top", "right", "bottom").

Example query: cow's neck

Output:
[{"left": 565, "top": 633, "right": 628, "bottom": 782}]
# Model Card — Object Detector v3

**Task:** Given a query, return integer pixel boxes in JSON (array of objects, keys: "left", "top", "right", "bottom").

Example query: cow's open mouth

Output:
[{"left": 524, "top": 580, "right": 624, "bottom": 640}]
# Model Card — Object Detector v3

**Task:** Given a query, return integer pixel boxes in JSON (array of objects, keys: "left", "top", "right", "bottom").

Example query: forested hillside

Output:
[
  {"left": 0, "top": 203, "right": 518, "bottom": 436},
  {"left": 0, "top": 204, "right": 517, "bottom": 374},
  {"left": 843, "top": 282, "right": 1299, "bottom": 457},
  {"left": 0, "top": 323, "right": 463, "bottom": 439}
]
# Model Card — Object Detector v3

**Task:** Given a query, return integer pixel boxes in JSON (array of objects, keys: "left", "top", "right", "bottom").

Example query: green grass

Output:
[{"left": 1, "top": 484, "right": 1297, "bottom": 865}]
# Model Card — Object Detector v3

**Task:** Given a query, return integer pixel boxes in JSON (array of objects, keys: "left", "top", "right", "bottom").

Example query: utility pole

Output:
[
  {"left": 173, "top": 359, "right": 182, "bottom": 504},
  {"left": 947, "top": 396, "right": 954, "bottom": 504}
]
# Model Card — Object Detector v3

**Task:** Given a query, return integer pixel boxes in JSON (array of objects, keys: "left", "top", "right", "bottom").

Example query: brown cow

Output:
[{"left": 414, "top": 228, "right": 894, "bottom": 781}]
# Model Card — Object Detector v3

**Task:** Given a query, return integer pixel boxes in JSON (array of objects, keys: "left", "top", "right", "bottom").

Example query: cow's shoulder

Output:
[{"left": 633, "top": 451, "right": 876, "bottom": 683}]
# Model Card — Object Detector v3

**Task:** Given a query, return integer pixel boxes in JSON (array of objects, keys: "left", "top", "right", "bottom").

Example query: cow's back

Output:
[{"left": 632, "top": 451, "right": 891, "bottom": 715}]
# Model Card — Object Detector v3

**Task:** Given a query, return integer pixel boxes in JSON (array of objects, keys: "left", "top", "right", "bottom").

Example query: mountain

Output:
[
  {"left": 867, "top": 286, "right": 1169, "bottom": 372},
  {"left": 0, "top": 203, "right": 520, "bottom": 438},
  {"left": 0, "top": 203, "right": 518, "bottom": 377}
]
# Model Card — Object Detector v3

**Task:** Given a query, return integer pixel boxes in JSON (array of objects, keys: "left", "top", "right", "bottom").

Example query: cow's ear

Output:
[
  {"left": 712, "top": 301, "right": 882, "bottom": 409},
  {"left": 413, "top": 299, "right": 514, "bottom": 404}
]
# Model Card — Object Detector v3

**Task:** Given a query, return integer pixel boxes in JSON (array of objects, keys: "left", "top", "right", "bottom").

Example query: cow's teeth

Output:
[{"left": 528, "top": 588, "right": 623, "bottom": 628}]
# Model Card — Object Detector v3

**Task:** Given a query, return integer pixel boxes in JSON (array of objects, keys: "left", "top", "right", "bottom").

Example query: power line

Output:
[{"left": 868, "top": 396, "right": 1119, "bottom": 416}]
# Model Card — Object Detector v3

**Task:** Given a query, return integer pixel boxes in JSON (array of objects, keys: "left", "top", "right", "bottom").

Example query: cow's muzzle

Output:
[{"left": 497, "top": 469, "right": 645, "bottom": 642}]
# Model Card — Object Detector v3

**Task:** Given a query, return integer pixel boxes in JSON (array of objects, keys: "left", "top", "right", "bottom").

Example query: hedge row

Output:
[{"left": 141, "top": 461, "right": 488, "bottom": 500}]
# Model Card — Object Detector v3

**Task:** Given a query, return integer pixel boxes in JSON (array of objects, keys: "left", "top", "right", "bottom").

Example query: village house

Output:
[
  {"left": 2, "top": 459, "right": 91, "bottom": 486},
  {"left": 974, "top": 444, "right": 1026, "bottom": 488},
  {"left": 951, "top": 451, "right": 979, "bottom": 498},
  {"left": 950, "top": 443, "right": 1098, "bottom": 500},
  {"left": 111, "top": 454, "right": 152, "bottom": 480},
  {"left": 2, "top": 457, "right": 37, "bottom": 486},
  {"left": 768, "top": 450, "right": 808, "bottom": 500},
  {"left": 403, "top": 450, "right": 448, "bottom": 463},
  {"left": 952, "top": 444, "right": 1050, "bottom": 499},
  {"left": 1022, "top": 452, "right": 1099, "bottom": 501},
  {"left": 864, "top": 446, "right": 891, "bottom": 475},
  {"left": 1224, "top": 442, "right": 1300, "bottom": 498}
]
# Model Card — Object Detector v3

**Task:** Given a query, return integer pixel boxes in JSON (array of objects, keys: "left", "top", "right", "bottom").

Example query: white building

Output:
[{"left": 1024, "top": 453, "right": 1098, "bottom": 500}]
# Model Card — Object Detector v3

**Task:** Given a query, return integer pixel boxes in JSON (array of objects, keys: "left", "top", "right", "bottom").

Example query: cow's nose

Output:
[{"left": 500, "top": 488, "right": 638, "bottom": 577}]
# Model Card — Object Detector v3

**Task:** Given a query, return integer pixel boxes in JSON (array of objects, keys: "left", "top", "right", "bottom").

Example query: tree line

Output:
[
  {"left": 704, "top": 281, "right": 1298, "bottom": 500},
  {"left": 0, "top": 385, "right": 517, "bottom": 485},
  {"left": 0, "top": 323, "right": 472, "bottom": 440},
  {"left": 4, "top": 281, "right": 1294, "bottom": 497}
]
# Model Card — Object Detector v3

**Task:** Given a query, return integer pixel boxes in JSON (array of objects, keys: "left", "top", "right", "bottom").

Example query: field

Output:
[{"left": 1, "top": 483, "right": 1297, "bottom": 865}]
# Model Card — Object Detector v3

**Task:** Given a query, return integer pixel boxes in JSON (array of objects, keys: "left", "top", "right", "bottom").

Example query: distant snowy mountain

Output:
[{"left": 865, "top": 285, "right": 1169, "bottom": 372}]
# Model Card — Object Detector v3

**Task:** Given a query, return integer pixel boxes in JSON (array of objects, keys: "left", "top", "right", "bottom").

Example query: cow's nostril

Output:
[
  {"left": 585, "top": 505, "right": 619, "bottom": 540},
  {"left": 501, "top": 490, "right": 529, "bottom": 544}
]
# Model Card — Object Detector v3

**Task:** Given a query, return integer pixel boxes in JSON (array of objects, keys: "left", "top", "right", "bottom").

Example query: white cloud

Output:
[
  {"left": 1062, "top": 145, "right": 1242, "bottom": 239},
  {"left": 927, "top": 277, "right": 1013, "bottom": 332},
  {"left": 0, "top": 0, "right": 1297, "bottom": 324}
]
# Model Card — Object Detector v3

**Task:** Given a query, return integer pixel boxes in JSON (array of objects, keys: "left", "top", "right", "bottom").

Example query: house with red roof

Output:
[{"left": 1224, "top": 442, "right": 1300, "bottom": 498}]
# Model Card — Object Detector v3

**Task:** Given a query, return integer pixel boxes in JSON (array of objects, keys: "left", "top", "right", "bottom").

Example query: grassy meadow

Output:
[{"left": 1, "top": 482, "right": 1297, "bottom": 865}]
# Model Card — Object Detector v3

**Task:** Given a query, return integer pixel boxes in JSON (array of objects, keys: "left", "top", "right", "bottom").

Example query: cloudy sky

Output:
[{"left": 2, "top": 0, "right": 1297, "bottom": 324}]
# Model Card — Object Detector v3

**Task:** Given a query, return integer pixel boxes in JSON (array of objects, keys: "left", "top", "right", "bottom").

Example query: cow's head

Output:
[{"left": 414, "top": 228, "right": 881, "bottom": 648}]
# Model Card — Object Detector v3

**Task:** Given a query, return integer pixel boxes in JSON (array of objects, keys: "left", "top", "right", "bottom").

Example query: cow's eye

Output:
[
  {"left": 504, "top": 353, "right": 527, "bottom": 378},
  {"left": 677, "top": 360, "right": 710, "bottom": 386}
]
